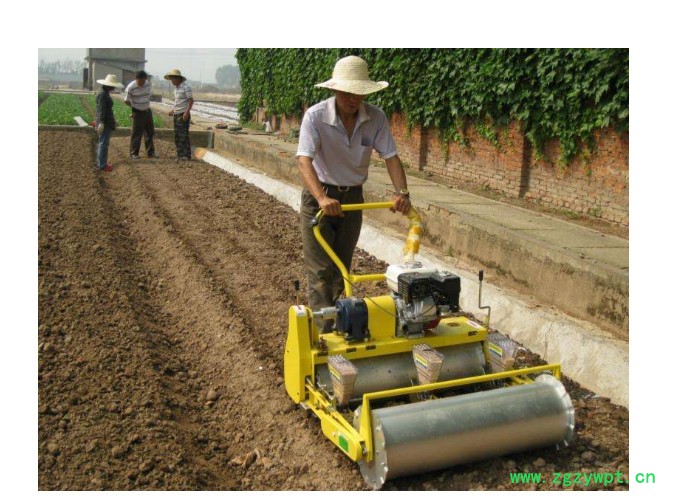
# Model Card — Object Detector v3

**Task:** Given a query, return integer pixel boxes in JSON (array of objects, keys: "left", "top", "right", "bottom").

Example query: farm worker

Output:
[
  {"left": 297, "top": 55, "right": 412, "bottom": 331},
  {"left": 94, "top": 74, "right": 123, "bottom": 171},
  {"left": 164, "top": 69, "right": 194, "bottom": 160},
  {"left": 124, "top": 70, "right": 158, "bottom": 159}
]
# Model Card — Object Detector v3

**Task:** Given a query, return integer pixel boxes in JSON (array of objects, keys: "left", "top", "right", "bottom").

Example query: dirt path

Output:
[{"left": 38, "top": 130, "right": 628, "bottom": 490}]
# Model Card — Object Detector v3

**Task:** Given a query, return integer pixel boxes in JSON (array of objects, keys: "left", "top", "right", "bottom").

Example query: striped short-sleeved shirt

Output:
[
  {"left": 124, "top": 80, "right": 152, "bottom": 111},
  {"left": 173, "top": 81, "right": 193, "bottom": 113}
]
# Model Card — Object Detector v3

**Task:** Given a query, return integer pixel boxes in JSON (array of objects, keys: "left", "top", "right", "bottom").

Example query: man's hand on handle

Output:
[
  {"left": 318, "top": 195, "right": 343, "bottom": 217},
  {"left": 391, "top": 193, "right": 411, "bottom": 215}
]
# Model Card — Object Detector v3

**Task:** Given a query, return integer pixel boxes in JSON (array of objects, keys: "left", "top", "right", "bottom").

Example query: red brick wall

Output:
[
  {"left": 526, "top": 128, "right": 629, "bottom": 224},
  {"left": 390, "top": 112, "right": 629, "bottom": 226},
  {"left": 279, "top": 114, "right": 301, "bottom": 136}
]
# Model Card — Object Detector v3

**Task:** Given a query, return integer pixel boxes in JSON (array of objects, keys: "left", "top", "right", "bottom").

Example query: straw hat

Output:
[
  {"left": 164, "top": 69, "right": 186, "bottom": 81},
  {"left": 96, "top": 74, "right": 124, "bottom": 88},
  {"left": 315, "top": 56, "right": 388, "bottom": 95}
]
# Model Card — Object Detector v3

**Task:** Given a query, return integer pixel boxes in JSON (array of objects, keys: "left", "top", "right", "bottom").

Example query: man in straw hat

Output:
[
  {"left": 164, "top": 69, "right": 194, "bottom": 160},
  {"left": 94, "top": 74, "right": 124, "bottom": 171},
  {"left": 297, "top": 55, "right": 412, "bottom": 331}
]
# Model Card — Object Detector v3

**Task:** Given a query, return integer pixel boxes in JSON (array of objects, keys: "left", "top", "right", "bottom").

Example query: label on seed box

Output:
[
  {"left": 328, "top": 365, "right": 341, "bottom": 381},
  {"left": 467, "top": 319, "right": 483, "bottom": 330},
  {"left": 489, "top": 343, "right": 503, "bottom": 359},
  {"left": 413, "top": 353, "right": 429, "bottom": 368}
]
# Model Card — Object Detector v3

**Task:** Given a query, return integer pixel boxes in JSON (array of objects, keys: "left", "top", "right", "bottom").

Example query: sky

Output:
[{"left": 37, "top": 48, "right": 238, "bottom": 83}]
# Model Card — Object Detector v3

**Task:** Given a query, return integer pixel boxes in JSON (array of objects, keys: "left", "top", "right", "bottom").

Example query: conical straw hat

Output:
[
  {"left": 96, "top": 74, "right": 124, "bottom": 88},
  {"left": 315, "top": 56, "right": 388, "bottom": 95},
  {"left": 164, "top": 68, "right": 187, "bottom": 81}
]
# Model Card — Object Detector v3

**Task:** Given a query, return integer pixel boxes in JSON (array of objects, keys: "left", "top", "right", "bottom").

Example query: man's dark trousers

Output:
[
  {"left": 301, "top": 185, "right": 364, "bottom": 329},
  {"left": 130, "top": 108, "right": 156, "bottom": 156},
  {"left": 173, "top": 114, "right": 191, "bottom": 159}
]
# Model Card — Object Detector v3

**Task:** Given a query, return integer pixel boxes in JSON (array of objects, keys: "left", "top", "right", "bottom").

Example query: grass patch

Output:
[
  {"left": 242, "top": 120, "right": 265, "bottom": 131},
  {"left": 37, "top": 92, "right": 164, "bottom": 127},
  {"left": 38, "top": 93, "right": 90, "bottom": 125}
]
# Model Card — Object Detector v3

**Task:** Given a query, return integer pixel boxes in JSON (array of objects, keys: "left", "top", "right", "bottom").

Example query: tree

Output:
[
  {"left": 38, "top": 58, "right": 86, "bottom": 75},
  {"left": 215, "top": 64, "right": 241, "bottom": 90}
]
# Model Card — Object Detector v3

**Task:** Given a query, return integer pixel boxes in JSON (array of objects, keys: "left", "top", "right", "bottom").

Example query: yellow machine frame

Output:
[{"left": 284, "top": 202, "right": 562, "bottom": 464}]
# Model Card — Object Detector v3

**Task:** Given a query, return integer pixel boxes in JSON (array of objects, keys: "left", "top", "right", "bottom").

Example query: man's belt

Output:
[{"left": 322, "top": 183, "right": 363, "bottom": 193}]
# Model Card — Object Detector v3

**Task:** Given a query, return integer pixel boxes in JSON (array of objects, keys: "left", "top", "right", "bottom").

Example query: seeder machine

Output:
[{"left": 284, "top": 202, "right": 574, "bottom": 489}]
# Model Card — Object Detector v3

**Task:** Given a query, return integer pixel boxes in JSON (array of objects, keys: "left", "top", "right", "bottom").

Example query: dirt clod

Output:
[
  {"left": 46, "top": 442, "right": 60, "bottom": 456},
  {"left": 139, "top": 461, "right": 155, "bottom": 473}
]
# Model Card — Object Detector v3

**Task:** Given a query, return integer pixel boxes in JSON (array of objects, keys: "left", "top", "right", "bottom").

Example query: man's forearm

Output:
[
  {"left": 298, "top": 156, "right": 326, "bottom": 201},
  {"left": 385, "top": 155, "right": 408, "bottom": 191}
]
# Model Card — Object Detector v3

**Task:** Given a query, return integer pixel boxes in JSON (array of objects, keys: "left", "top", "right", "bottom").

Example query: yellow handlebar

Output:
[
  {"left": 313, "top": 201, "right": 397, "bottom": 223},
  {"left": 312, "top": 201, "right": 423, "bottom": 297}
]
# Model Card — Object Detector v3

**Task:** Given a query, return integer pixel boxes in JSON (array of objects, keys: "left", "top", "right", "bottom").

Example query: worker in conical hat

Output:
[{"left": 94, "top": 74, "right": 123, "bottom": 171}]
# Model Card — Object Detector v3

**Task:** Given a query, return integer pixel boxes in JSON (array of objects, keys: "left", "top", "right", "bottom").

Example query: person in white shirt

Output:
[
  {"left": 164, "top": 69, "right": 194, "bottom": 160},
  {"left": 124, "top": 70, "right": 158, "bottom": 159},
  {"left": 296, "top": 56, "right": 411, "bottom": 331}
]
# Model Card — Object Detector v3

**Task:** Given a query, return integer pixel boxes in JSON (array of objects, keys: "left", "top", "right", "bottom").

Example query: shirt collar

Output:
[{"left": 323, "top": 96, "right": 370, "bottom": 128}]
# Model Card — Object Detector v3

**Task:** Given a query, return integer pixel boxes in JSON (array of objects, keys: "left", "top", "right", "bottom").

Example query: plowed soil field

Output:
[{"left": 38, "top": 129, "right": 628, "bottom": 490}]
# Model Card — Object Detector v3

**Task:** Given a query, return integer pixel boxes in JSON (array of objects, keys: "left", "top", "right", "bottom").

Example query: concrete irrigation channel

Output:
[{"left": 38, "top": 128, "right": 628, "bottom": 490}]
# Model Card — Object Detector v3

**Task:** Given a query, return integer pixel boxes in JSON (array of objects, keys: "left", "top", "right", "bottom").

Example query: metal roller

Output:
[
  {"left": 315, "top": 343, "right": 485, "bottom": 400},
  {"left": 353, "top": 374, "right": 575, "bottom": 489}
]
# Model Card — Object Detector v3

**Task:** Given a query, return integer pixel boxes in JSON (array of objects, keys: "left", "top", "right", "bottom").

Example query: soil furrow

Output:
[{"left": 99, "top": 141, "right": 361, "bottom": 490}]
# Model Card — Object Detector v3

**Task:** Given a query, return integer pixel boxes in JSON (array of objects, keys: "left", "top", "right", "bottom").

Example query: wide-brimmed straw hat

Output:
[
  {"left": 164, "top": 69, "right": 187, "bottom": 81},
  {"left": 315, "top": 56, "right": 388, "bottom": 95},
  {"left": 96, "top": 74, "right": 124, "bottom": 88}
]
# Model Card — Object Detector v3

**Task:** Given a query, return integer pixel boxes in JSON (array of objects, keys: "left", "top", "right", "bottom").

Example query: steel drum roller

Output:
[{"left": 353, "top": 374, "right": 575, "bottom": 489}]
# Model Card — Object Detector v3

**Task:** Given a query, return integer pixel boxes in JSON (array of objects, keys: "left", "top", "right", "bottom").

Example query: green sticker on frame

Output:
[{"left": 338, "top": 433, "right": 349, "bottom": 452}]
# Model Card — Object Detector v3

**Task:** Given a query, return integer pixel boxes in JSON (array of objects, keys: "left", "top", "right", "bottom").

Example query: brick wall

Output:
[
  {"left": 279, "top": 114, "right": 302, "bottom": 136},
  {"left": 390, "top": 113, "right": 629, "bottom": 226}
]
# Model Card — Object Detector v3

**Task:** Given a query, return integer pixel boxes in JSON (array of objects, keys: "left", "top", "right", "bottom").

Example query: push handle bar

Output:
[{"left": 311, "top": 202, "right": 423, "bottom": 297}]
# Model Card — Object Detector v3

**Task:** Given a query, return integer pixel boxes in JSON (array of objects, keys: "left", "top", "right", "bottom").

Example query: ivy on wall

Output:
[{"left": 236, "top": 49, "right": 628, "bottom": 164}]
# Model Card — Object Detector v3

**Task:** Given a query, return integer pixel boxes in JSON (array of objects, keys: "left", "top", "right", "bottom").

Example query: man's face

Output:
[
  {"left": 169, "top": 76, "right": 181, "bottom": 87},
  {"left": 335, "top": 91, "right": 364, "bottom": 115},
  {"left": 136, "top": 77, "right": 147, "bottom": 87}
]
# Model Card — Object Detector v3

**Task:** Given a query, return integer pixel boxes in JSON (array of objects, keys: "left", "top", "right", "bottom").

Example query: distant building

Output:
[{"left": 85, "top": 48, "right": 146, "bottom": 90}]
